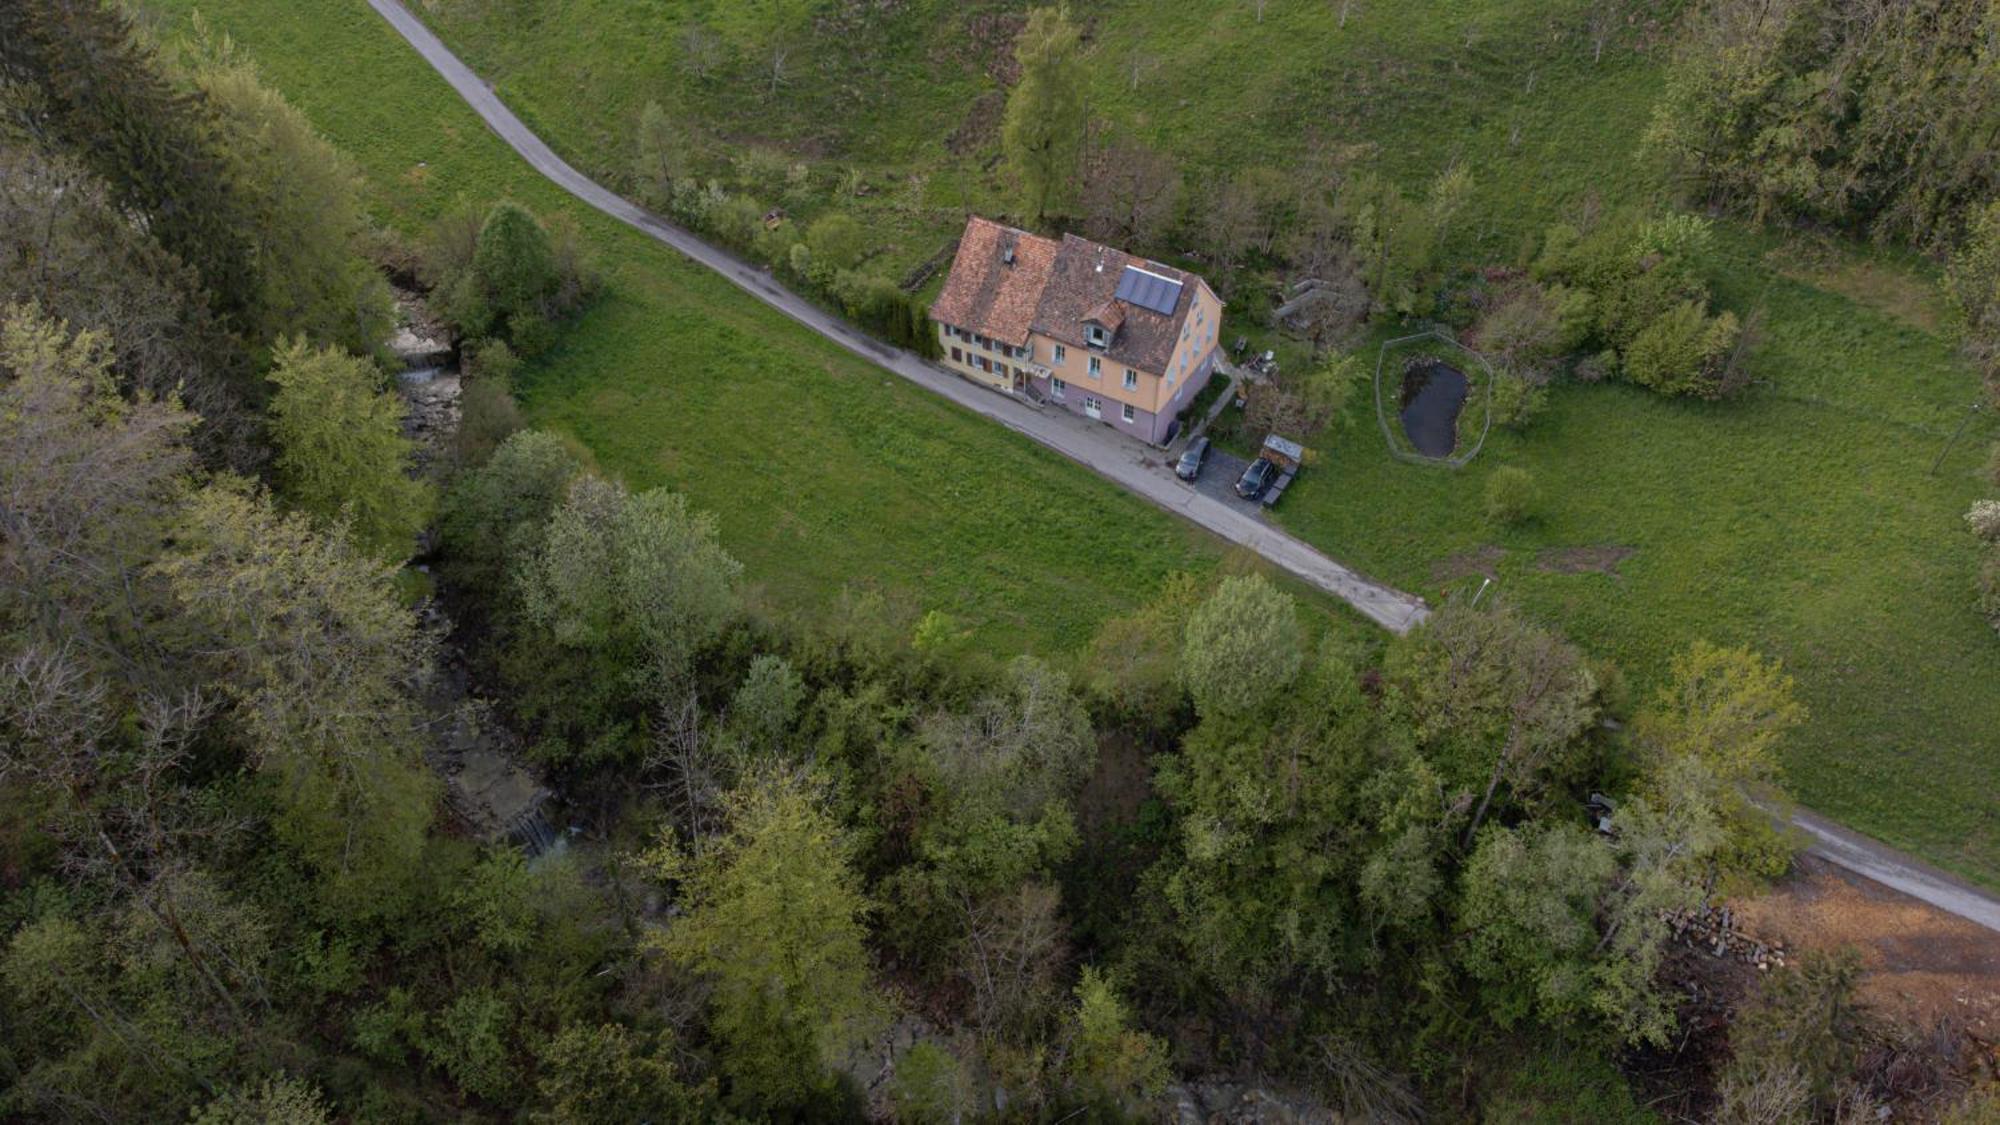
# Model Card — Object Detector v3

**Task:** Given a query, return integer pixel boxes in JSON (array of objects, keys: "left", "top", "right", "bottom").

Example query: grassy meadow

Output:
[
  {"left": 140, "top": 0, "right": 1322, "bottom": 661},
  {"left": 160, "top": 0, "right": 2000, "bottom": 884}
]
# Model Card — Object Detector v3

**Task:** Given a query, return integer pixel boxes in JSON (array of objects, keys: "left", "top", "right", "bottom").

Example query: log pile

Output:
[{"left": 1664, "top": 903, "right": 1790, "bottom": 971}]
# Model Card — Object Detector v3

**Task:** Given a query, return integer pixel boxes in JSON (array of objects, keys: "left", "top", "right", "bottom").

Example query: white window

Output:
[
  {"left": 1121, "top": 403, "right": 1136, "bottom": 423},
  {"left": 1086, "top": 324, "right": 1108, "bottom": 348},
  {"left": 1088, "top": 356, "right": 1101, "bottom": 378},
  {"left": 1052, "top": 378, "right": 1067, "bottom": 400},
  {"left": 1053, "top": 344, "right": 1067, "bottom": 364},
  {"left": 1123, "top": 369, "right": 1138, "bottom": 390}
]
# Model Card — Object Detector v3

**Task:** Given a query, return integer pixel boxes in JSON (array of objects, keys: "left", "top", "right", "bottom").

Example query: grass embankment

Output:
[
  {"left": 140, "top": 0, "right": 1350, "bottom": 661},
  {"left": 381, "top": 0, "right": 1997, "bottom": 882}
]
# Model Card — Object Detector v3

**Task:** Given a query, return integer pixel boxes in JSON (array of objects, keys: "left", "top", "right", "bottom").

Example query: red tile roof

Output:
[
  {"left": 928, "top": 217, "right": 1058, "bottom": 348},
  {"left": 1032, "top": 234, "right": 1201, "bottom": 376},
  {"left": 930, "top": 217, "right": 1217, "bottom": 376}
]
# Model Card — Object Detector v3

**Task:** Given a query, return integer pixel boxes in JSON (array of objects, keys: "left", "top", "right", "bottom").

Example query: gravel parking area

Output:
[{"left": 1175, "top": 447, "right": 1266, "bottom": 514}]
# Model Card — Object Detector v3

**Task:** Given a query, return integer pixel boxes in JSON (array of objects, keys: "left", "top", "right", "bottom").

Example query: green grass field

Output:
[
  {"left": 141, "top": 0, "right": 1326, "bottom": 661},
  {"left": 158, "top": 0, "right": 2000, "bottom": 885}
]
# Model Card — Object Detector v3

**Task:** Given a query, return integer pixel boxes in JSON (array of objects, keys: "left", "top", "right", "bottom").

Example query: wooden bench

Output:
[{"left": 1261, "top": 471, "right": 1293, "bottom": 507}]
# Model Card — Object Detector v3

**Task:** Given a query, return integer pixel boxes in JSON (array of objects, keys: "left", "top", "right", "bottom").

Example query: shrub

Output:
[
  {"left": 1485, "top": 466, "right": 1540, "bottom": 526},
  {"left": 454, "top": 341, "right": 524, "bottom": 469},
  {"left": 1965, "top": 500, "right": 2000, "bottom": 542},
  {"left": 1624, "top": 301, "right": 1740, "bottom": 398},
  {"left": 1490, "top": 369, "right": 1549, "bottom": 430}
]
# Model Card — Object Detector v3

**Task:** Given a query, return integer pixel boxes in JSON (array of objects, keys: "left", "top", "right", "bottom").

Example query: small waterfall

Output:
[{"left": 503, "top": 799, "right": 558, "bottom": 857}]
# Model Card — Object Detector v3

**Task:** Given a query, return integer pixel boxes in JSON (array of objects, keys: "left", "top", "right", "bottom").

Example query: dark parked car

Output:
[
  {"left": 1234, "top": 456, "right": 1277, "bottom": 499},
  {"left": 1175, "top": 436, "right": 1211, "bottom": 481}
]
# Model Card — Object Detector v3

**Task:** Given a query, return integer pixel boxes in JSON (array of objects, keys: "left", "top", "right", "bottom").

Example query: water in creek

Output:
[{"left": 1399, "top": 360, "right": 1469, "bottom": 458}]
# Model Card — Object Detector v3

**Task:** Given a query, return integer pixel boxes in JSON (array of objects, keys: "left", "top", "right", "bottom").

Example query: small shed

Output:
[
  {"left": 1258, "top": 434, "right": 1303, "bottom": 508},
  {"left": 1260, "top": 433, "right": 1304, "bottom": 472}
]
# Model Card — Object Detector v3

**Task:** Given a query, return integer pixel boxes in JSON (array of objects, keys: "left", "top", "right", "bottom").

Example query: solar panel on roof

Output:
[{"left": 1114, "top": 266, "right": 1183, "bottom": 316}]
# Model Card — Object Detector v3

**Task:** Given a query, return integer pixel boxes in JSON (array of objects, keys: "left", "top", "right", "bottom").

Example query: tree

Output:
[
  {"left": 1001, "top": 7, "right": 1086, "bottom": 224},
  {"left": 464, "top": 202, "right": 557, "bottom": 342},
  {"left": 1634, "top": 641, "right": 1804, "bottom": 879},
  {"left": 1156, "top": 641, "right": 1385, "bottom": 989},
  {"left": 532, "top": 1022, "right": 711, "bottom": 1125},
  {"left": 0, "top": 304, "right": 193, "bottom": 647},
  {"left": 192, "top": 1076, "right": 333, "bottom": 1125},
  {"left": 0, "top": 0, "right": 260, "bottom": 327},
  {"left": 1635, "top": 641, "right": 1804, "bottom": 789},
  {"left": 1082, "top": 137, "right": 1182, "bottom": 251},
  {"left": 190, "top": 40, "right": 392, "bottom": 355},
  {"left": 1180, "top": 574, "right": 1304, "bottom": 719},
  {"left": 1200, "top": 175, "right": 1259, "bottom": 278},
  {"left": 518, "top": 474, "right": 741, "bottom": 680},
  {"left": 1458, "top": 822, "right": 1615, "bottom": 1031},
  {"left": 1483, "top": 466, "right": 1539, "bottom": 526},
  {"left": 267, "top": 338, "right": 431, "bottom": 560},
  {"left": 645, "top": 772, "right": 882, "bottom": 1111},
  {"left": 1714, "top": 950, "right": 1866, "bottom": 1120},
  {"left": 0, "top": 139, "right": 258, "bottom": 465},
  {"left": 1945, "top": 200, "right": 2000, "bottom": 390},
  {"left": 1245, "top": 352, "right": 1362, "bottom": 444},
  {"left": 1083, "top": 570, "right": 1202, "bottom": 723},
  {"left": 152, "top": 483, "right": 437, "bottom": 921},
  {"left": 1065, "top": 967, "right": 1171, "bottom": 1114},
  {"left": 890, "top": 1041, "right": 976, "bottom": 1123},
  {"left": 439, "top": 428, "right": 586, "bottom": 604},
  {"left": 429, "top": 201, "right": 594, "bottom": 353},
  {"left": 633, "top": 100, "right": 693, "bottom": 203},
  {"left": 1644, "top": 0, "right": 2000, "bottom": 248},
  {"left": 1383, "top": 600, "right": 1598, "bottom": 844},
  {"left": 804, "top": 212, "right": 868, "bottom": 272},
  {"left": 453, "top": 339, "right": 526, "bottom": 469}
]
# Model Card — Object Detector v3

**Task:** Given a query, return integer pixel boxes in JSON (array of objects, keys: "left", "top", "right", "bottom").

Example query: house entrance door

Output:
[{"left": 1083, "top": 396, "right": 1102, "bottom": 420}]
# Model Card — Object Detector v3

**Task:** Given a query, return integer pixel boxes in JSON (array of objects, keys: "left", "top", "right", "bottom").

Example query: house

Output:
[{"left": 929, "top": 216, "right": 1224, "bottom": 446}]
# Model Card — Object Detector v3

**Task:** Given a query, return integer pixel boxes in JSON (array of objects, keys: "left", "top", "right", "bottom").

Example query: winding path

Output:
[{"left": 362, "top": 0, "right": 2000, "bottom": 935}]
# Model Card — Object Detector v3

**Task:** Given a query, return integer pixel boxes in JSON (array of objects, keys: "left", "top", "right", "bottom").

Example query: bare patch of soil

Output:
[
  {"left": 1432, "top": 544, "right": 1504, "bottom": 584},
  {"left": 1730, "top": 854, "right": 2000, "bottom": 1034},
  {"left": 1533, "top": 544, "right": 1636, "bottom": 577}
]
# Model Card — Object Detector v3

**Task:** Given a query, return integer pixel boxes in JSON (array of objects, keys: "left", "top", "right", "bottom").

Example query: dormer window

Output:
[{"left": 1085, "top": 324, "right": 1108, "bottom": 349}]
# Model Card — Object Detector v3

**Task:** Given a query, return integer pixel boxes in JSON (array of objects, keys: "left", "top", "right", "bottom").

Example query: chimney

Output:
[{"left": 1003, "top": 245, "right": 1015, "bottom": 266}]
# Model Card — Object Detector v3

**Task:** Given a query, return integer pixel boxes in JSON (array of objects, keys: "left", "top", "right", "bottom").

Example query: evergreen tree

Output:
[{"left": 0, "top": 0, "right": 259, "bottom": 326}]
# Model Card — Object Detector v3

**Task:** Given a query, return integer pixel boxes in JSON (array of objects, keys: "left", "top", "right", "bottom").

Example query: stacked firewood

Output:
[{"left": 1663, "top": 904, "right": 1790, "bottom": 970}]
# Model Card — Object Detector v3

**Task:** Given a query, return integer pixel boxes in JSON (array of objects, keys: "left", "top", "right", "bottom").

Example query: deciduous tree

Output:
[
  {"left": 1001, "top": 7, "right": 1086, "bottom": 224},
  {"left": 267, "top": 338, "right": 431, "bottom": 560},
  {"left": 1181, "top": 574, "right": 1304, "bottom": 719},
  {"left": 645, "top": 772, "right": 881, "bottom": 1111}
]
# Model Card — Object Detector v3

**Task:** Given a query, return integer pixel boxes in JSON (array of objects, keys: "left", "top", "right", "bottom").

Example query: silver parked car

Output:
[{"left": 1175, "top": 436, "right": 1211, "bottom": 481}]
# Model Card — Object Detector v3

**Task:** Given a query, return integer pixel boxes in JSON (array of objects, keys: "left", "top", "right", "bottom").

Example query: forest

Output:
[{"left": 3, "top": 1, "right": 1999, "bottom": 1122}]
